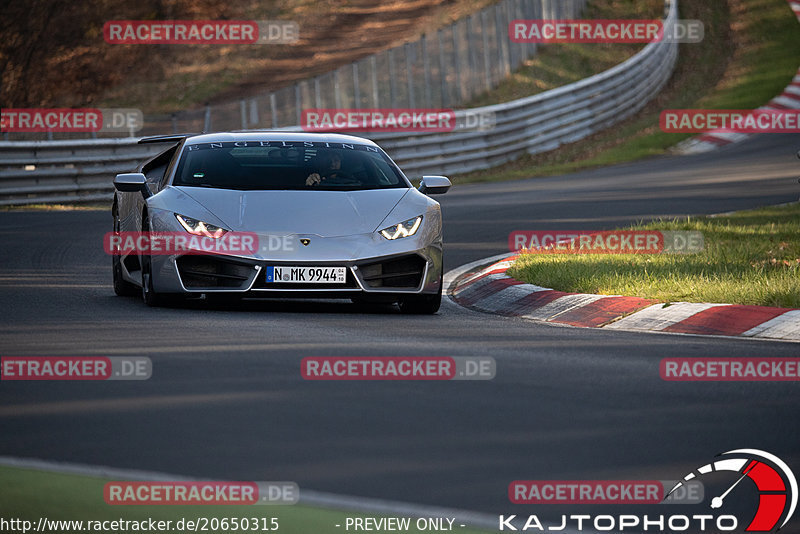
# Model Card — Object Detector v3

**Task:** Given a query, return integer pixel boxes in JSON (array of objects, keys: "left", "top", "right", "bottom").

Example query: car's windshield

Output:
[{"left": 173, "top": 140, "right": 407, "bottom": 191}]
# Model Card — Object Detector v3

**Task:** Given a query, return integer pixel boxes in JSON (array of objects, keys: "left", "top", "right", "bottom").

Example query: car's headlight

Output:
[
  {"left": 175, "top": 214, "right": 227, "bottom": 238},
  {"left": 379, "top": 216, "right": 422, "bottom": 240}
]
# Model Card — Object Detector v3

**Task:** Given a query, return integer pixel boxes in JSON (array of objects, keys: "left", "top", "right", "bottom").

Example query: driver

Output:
[{"left": 305, "top": 152, "right": 344, "bottom": 186}]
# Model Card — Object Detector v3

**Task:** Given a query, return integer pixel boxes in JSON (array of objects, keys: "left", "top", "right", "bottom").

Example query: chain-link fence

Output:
[
  {"left": 146, "top": 0, "right": 588, "bottom": 135},
  {"left": 1, "top": 0, "right": 588, "bottom": 140}
]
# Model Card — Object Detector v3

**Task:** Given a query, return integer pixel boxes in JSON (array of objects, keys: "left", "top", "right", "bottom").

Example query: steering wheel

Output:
[{"left": 322, "top": 171, "right": 360, "bottom": 185}]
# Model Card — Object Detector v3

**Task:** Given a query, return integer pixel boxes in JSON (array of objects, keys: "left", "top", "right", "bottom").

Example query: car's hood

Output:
[{"left": 174, "top": 187, "right": 410, "bottom": 237}]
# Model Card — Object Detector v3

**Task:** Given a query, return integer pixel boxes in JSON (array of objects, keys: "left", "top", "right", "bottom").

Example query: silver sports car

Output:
[{"left": 111, "top": 132, "right": 451, "bottom": 313}]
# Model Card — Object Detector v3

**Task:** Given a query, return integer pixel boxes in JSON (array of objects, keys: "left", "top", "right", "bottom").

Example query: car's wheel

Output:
[
  {"left": 112, "top": 204, "right": 138, "bottom": 297},
  {"left": 398, "top": 275, "right": 443, "bottom": 314}
]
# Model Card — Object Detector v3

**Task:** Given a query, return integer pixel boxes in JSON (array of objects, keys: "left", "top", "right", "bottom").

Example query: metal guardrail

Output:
[
  {"left": 0, "top": 1, "right": 678, "bottom": 206},
  {"left": 0, "top": 139, "right": 164, "bottom": 205}
]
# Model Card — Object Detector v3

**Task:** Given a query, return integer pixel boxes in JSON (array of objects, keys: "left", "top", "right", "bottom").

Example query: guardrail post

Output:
[
  {"left": 250, "top": 99, "right": 260, "bottom": 128},
  {"left": 295, "top": 85, "right": 302, "bottom": 125},
  {"left": 510, "top": 0, "right": 521, "bottom": 67},
  {"left": 465, "top": 16, "right": 477, "bottom": 100},
  {"left": 240, "top": 99, "right": 247, "bottom": 129},
  {"left": 353, "top": 62, "right": 361, "bottom": 108},
  {"left": 388, "top": 48, "right": 398, "bottom": 108},
  {"left": 370, "top": 55, "right": 379, "bottom": 108},
  {"left": 270, "top": 93, "right": 278, "bottom": 129},
  {"left": 532, "top": 0, "right": 541, "bottom": 50},
  {"left": 203, "top": 105, "right": 211, "bottom": 132},
  {"left": 405, "top": 43, "right": 415, "bottom": 109},
  {"left": 334, "top": 69, "right": 342, "bottom": 109},
  {"left": 495, "top": 1, "right": 510, "bottom": 79},
  {"left": 481, "top": 10, "right": 492, "bottom": 91},
  {"left": 422, "top": 35, "right": 433, "bottom": 108},
  {"left": 452, "top": 24, "right": 462, "bottom": 104},
  {"left": 437, "top": 29, "right": 448, "bottom": 108}
]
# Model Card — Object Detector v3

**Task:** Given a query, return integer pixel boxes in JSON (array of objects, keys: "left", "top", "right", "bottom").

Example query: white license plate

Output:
[{"left": 266, "top": 266, "right": 347, "bottom": 284}]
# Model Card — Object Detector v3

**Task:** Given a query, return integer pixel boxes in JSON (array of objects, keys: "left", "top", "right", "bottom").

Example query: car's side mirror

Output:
[
  {"left": 114, "top": 173, "right": 151, "bottom": 198},
  {"left": 796, "top": 149, "right": 800, "bottom": 160},
  {"left": 419, "top": 175, "right": 451, "bottom": 195}
]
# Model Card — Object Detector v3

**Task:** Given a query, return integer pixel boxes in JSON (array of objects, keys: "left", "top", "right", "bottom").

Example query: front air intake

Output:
[
  {"left": 357, "top": 255, "right": 426, "bottom": 288},
  {"left": 176, "top": 256, "right": 255, "bottom": 289}
]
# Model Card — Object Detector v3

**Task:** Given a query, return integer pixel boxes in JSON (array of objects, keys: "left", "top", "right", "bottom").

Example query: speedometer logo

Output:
[{"left": 666, "top": 449, "right": 797, "bottom": 531}]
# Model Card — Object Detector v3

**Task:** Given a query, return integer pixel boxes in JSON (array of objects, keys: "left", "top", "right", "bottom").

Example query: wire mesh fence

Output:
[
  {"left": 1, "top": 0, "right": 587, "bottom": 140},
  {"left": 141, "top": 0, "right": 588, "bottom": 135}
]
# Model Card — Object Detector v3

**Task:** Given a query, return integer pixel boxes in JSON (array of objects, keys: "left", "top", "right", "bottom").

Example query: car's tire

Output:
[
  {"left": 398, "top": 276, "right": 442, "bottom": 314},
  {"left": 111, "top": 205, "right": 139, "bottom": 297}
]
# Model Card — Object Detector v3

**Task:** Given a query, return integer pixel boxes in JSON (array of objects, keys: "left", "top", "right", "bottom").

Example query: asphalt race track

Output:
[{"left": 1, "top": 133, "right": 799, "bottom": 520}]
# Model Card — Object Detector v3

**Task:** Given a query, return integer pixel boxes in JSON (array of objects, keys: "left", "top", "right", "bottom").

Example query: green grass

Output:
[
  {"left": 467, "top": 0, "right": 661, "bottom": 106},
  {"left": 453, "top": 0, "right": 800, "bottom": 184},
  {"left": 506, "top": 203, "right": 800, "bottom": 308},
  {"left": 0, "top": 466, "right": 489, "bottom": 534}
]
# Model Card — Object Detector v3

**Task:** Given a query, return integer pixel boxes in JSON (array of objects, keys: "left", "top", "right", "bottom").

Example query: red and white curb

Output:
[
  {"left": 447, "top": 254, "right": 800, "bottom": 341},
  {"left": 675, "top": 0, "right": 800, "bottom": 154}
]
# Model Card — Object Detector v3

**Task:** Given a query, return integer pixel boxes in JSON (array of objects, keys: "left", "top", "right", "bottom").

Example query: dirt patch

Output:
[{"left": 1, "top": 0, "right": 495, "bottom": 114}]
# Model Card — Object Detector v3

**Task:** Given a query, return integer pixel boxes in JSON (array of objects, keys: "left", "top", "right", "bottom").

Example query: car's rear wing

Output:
[{"left": 137, "top": 134, "right": 197, "bottom": 144}]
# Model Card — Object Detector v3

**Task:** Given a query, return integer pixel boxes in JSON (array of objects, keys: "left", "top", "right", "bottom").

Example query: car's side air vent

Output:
[
  {"left": 358, "top": 255, "right": 426, "bottom": 288},
  {"left": 176, "top": 256, "right": 255, "bottom": 289},
  {"left": 123, "top": 254, "right": 141, "bottom": 273}
]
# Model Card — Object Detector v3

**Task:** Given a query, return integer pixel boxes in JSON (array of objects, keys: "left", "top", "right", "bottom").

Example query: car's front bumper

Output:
[
  {"left": 142, "top": 207, "right": 444, "bottom": 298},
  {"left": 163, "top": 249, "right": 441, "bottom": 296}
]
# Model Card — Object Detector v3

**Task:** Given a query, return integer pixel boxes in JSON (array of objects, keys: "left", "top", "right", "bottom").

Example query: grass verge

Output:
[
  {"left": 466, "top": 0, "right": 662, "bottom": 106},
  {"left": 0, "top": 466, "right": 488, "bottom": 534},
  {"left": 454, "top": 0, "right": 800, "bottom": 184},
  {"left": 506, "top": 203, "right": 800, "bottom": 308}
]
